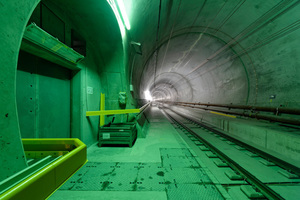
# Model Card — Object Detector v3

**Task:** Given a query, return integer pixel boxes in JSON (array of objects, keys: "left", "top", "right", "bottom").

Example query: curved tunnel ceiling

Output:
[
  {"left": 40, "top": 0, "right": 300, "bottom": 107},
  {"left": 140, "top": 33, "right": 247, "bottom": 103},
  {"left": 127, "top": 0, "right": 300, "bottom": 107}
]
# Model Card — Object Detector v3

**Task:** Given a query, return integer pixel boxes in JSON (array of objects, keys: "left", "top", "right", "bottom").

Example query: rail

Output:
[{"left": 163, "top": 108, "right": 286, "bottom": 200}]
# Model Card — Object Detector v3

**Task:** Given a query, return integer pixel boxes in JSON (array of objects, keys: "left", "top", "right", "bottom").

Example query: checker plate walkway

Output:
[{"left": 55, "top": 148, "right": 223, "bottom": 200}]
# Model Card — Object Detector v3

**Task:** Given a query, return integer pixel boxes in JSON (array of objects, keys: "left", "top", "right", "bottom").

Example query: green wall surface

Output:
[
  {"left": 0, "top": 0, "right": 40, "bottom": 182},
  {"left": 17, "top": 51, "right": 71, "bottom": 138}
]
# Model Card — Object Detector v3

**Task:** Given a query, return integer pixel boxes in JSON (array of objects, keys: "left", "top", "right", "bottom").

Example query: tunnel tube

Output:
[
  {"left": 1, "top": 0, "right": 300, "bottom": 196},
  {"left": 131, "top": 0, "right": 300, "bottom": 109}
]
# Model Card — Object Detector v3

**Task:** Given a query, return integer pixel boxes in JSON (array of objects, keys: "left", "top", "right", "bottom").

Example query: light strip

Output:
[
  {"left": 116, "top": 0, "right": 131, "bottom": 30},
  {"left": 107, "top": 0, "right": 125, "bottom": 37}
]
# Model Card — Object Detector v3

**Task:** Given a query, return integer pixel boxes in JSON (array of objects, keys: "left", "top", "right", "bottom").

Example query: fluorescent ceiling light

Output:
[
  {"left": 107, "top": 0, "right": 125, "bottom": 37},
  {"left": 21, "top": 23, "right": 84, "bottom": 70},
  {"left": 116, "top": 0, "right": 131, "bottom": 30}
]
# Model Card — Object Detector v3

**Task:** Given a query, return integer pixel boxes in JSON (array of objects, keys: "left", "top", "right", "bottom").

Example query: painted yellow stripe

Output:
[
  {"left": 210, "top": 111, "right": 236, "bottom": 118},
  {"left": 86, "top": 109, "right": 140, "bottom": 116}
]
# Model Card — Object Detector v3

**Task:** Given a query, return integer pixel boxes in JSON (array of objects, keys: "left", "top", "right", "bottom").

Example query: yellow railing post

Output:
[{"left": 100, "top": 93, "right": 105, "bottom": 127}]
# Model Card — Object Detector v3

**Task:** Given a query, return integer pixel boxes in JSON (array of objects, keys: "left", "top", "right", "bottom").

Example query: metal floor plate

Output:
[
  {"left": 166, "top": 184, "right": 224, "bottom": 200},
  {"left": 164, "top": 168, "right": 212, "bottom": 184},
  {"left": 58, "top": 148, "right": 223, "bottom": 199}
]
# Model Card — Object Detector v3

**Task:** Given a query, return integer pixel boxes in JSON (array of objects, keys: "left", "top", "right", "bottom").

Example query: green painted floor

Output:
[{"left": 49, "top": 107, "right": 224, "bottom": 200}]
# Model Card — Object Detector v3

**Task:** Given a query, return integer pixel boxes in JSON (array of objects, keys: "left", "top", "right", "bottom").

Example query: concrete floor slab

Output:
[{"left": 269, "top": 185, "right": 300, "bottom": 200}]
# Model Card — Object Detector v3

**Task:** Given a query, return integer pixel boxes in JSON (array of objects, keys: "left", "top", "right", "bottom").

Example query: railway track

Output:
[{"left": 161, "top": 107, "right": 300, "bottom": 200}]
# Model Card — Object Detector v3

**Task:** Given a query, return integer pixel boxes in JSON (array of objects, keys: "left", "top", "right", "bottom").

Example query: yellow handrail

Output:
[{"left": 0, "top": 139, "right": 87, "bottom": 200}]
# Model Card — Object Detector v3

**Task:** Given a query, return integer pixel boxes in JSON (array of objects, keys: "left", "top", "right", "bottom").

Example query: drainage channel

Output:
[{"left": 161, "top": 107, "right": 298, "bottom": 200}]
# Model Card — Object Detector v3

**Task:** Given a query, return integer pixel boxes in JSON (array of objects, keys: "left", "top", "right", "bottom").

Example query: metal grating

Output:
[
  {"left": 166, "top": 184, "right": 224, "bottom": 200},
  {"left": 165, "top": 168, "right": 212, "bottom": 184},
  {"left": 161, "top": 156, "right": 200, "bottom": 168}
]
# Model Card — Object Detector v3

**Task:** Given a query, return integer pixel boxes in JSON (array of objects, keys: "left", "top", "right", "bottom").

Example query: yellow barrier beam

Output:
[
  {"left": 210, "top": 111, "right": 236, "bottom": 118},
  {"left": 86, "top": 109, "right": 140, "bottom": 117},
  {"left": 88, "top": 95, "right": 151, "bottom": 124}
]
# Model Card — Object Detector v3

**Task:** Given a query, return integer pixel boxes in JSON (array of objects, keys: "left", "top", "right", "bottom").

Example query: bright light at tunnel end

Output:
[{"left": 144, "top": 90, "right": 153, "bottom": 101}]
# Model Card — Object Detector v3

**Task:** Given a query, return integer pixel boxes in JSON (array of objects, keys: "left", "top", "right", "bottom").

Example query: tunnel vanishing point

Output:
[{"left": 0, "top": 0, "right": 300, "bottom": 200}]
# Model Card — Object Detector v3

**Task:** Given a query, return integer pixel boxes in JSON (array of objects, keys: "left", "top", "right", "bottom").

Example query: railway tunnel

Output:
[{"left": 0, "top": 0, "right": 300, "bottom": 199}]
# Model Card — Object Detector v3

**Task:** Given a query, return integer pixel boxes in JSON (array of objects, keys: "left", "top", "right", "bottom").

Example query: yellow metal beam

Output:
[
  {"left": 86, "top": 109, "right": 140, "bottom": 117},
  {"left": 87, "top": 95, "right": 150, "bottom": 124}
]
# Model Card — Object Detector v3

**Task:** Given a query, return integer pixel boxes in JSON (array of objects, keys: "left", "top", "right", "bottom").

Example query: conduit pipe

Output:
[
  {"left": 159, "top": 101, "right": 300, "bottom": 126},
  {"left": 162, "top": 101, "right": 300, "bottom": 115}
]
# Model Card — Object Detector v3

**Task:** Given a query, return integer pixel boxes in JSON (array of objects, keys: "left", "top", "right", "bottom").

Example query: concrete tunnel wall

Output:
[
  {"left": 0, "top": 0, "right": 300, "bottom": 182},
  {"left": 130, "top": 0, "right": 300, "bottom": 107}
]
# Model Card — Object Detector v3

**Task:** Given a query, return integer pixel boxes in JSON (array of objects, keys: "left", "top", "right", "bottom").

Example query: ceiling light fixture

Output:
[
  {"left": 107, "top": 0, "right": 125, "bottom": 37},
  {"left": 116, "top": 0, "right": 131, "bottom": 30}
]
